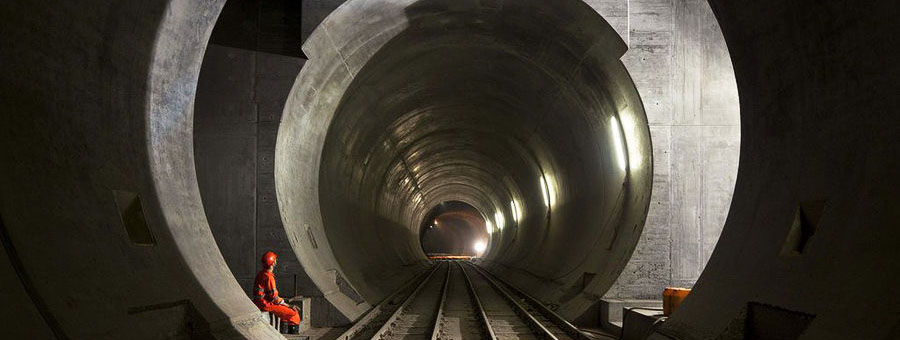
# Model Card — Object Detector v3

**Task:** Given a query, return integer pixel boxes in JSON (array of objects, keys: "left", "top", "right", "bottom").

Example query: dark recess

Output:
[
  {"left": 210, "top": 0, "right": 307, "bottom": 58},
  {"left": 112, "top": 190, "right": 156, "bottom": 246},
  {"left": 419, "top": 201, "right": 486, "bottom": 256},
  {"left": 780, "top": 200, "right": 827, "bottom": 256},
  {"left": 744, "top": 302, "right": 815, "bottom": 340}
]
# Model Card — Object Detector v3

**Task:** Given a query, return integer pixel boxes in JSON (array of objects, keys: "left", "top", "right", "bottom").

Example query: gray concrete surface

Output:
[
  {"left": 194, "top": 43, "right": 319, "bottom": 299},
  {"left": 0, "top": 0, "right": 282, "bottom": 339},
  {"left": 200, "top": 0, "right": 737, "bottom": 322},
  {"left": 277, "top": 0, "right": 653, "bottom": 322},
  {"left": 293, "top": 0, "right": 740, "bottom": 306},
  {"left": 647, "top": 2, "right": 900, "bottom": 339},
  {"left": 591, "top": 0, "right": 741, "bottom": 299}
]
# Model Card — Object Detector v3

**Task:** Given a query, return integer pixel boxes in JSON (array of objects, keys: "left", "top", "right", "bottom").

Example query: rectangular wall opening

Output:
[
  {"left": 744, "top": 302, "right": 815, "bottom": 340},
  {"left": 113, "top": 190, "right": 156, "bottom": 246},
  {"left": 780, "top": 200, "right": 827, "bottom": 256}
]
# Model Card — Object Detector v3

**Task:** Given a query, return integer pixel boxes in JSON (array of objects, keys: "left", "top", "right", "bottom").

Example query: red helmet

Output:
[{"left": 261, "top": 251, "right": 277, "bottom": 267}]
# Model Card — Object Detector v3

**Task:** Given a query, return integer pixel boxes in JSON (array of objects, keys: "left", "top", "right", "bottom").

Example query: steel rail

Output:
[
  {"left": 468, "top": 263, "right": 599, "bottom": 340},
  {"left": 457, "top": 261, "right": 498, "bottom": 340},
  {"left": 370, "top": 262, "right": 444, "bottom": 340},
  {"left": 429, "top": 262, "right": 452, "bottom": 340},
  {"left": 463, "top": 262, "right": 559, "bottom": 340},
  {"left": 337, "top": 264, "right": 439, "bottom": 340}
]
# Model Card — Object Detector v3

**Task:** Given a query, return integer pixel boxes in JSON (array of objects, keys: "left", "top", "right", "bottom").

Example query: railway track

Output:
[
  {"left": 337, "top": 263, "right": 443, "bottom": 340},
  {"left": 464, "top": 263, "right": 606, "bottom": 340},
  {"left": 433, "top": 261, "right": 487, "bottom": 340},
  {"left": 339, "top": 261, "right": 608, "bottom": 340}
]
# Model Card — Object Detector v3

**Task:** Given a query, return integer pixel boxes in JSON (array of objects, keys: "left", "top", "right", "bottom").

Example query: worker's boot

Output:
[{"left": 287, "top": 324, "right": 299, "bottom": 334}]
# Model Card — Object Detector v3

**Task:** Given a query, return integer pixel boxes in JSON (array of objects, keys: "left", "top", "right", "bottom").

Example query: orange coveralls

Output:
[{"left": 252, "top": 270, "right": 300, "bottom": 325}]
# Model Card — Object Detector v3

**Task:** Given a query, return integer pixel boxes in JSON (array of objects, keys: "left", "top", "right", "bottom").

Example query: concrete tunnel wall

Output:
[
  {"left": 194, "top": 44, "right": 315, "bottom": 300},
  {"left": 207, "top": 0, "right": 742, "bottom": 312},
  {"left": 1, "top": 0, "right": 899, "bottom": 340},
  {"left": 191, "top": 0, "right": 740, "bottom": 322},
  {"left": 649, "top": 2, "right": 900, "bottom": 339},
  {"left": 276, "top": 0, "right": 654, "bottom": 321},
  {"left": 0, "top": 0, "right": 282, "bottom": 339}
]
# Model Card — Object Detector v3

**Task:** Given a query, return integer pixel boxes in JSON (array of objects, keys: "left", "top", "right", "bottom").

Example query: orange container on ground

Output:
[{"left": 663, "top": 287, "right": 691, "bottom": 316}]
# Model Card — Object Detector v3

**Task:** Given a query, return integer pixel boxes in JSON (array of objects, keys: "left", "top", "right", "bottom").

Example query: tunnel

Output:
[
  {"left": 277, "top": 0, "right": 653, "bottom": 320},
  {"left": 1, "top": 0, "right": 899, "bottom": 340},
  {"left": 418, "top": 201, "right": 489, "bottom": 258}
]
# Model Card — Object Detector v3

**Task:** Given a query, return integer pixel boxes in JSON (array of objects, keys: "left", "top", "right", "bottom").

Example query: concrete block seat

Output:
[
  {"left": 262, "top": 309, "right": 286, "bottom": 333},
  {"left": 261, "top": 296, "right": 313, "bottom": 334},
  {"left": 599, "top": 299, "right": 664, "bottom": 335},
  {"left": 620, "top": 307, "right": 666, "bottom": 340}
]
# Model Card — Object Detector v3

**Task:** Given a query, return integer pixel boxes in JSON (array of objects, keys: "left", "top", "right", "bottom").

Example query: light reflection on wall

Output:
[
  {"left": 610, "top": 116, "right": 628, "bottom": 172},
  {"left": 620, "top": 113, "right": 643, "bottom": 171}
]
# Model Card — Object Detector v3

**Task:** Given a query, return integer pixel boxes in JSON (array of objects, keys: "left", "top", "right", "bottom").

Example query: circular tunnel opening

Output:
[
  {"left": 419, "top": 201, "right": 489, "bottom": 258},
  {"left": 278, "top": 0, "right": 654, "bottom": 319}
]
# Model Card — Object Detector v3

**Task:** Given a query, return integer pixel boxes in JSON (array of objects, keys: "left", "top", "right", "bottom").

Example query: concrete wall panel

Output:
[
  {"left": 0, "top": 234, "right": 55, "bottom": 339},
  {"left": 652, "top": 1, "right": 900, "bottom": 339},
  {"left": 596, "top": 0, "right": 741, "bottom": 299},
  {"left": 194, "top": 44, "right": 315, "bottom": 300},
  {"left": 0, "top": 0, "right": 284, "bottom": 338}
]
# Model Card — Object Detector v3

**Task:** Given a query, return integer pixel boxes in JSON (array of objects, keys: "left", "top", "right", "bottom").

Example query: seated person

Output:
[{"left": 252, "top": 251, "right": 300, "bottom": 332}]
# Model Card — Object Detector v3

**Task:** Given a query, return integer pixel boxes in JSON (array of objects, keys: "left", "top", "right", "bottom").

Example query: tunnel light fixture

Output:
[
  {"left": 494, "top": 211, "right": 505, "bottom": 230},
  {"left": 540, "top": 175, "right": 551, "bottom": 207},
  {"left": 610, "top": 116, "right": 628, "bottom": 172},
  {"left": 474, "top": 240, "right": 487, "bottom": 255},
  {"left": 547, "top": 174, "right": 557, "bottom": 207},
  {"left": 485, "top": 220, "right": 494, "bottom": 234},
  {"left": 511, "top": 200, "right": 522, "bottom": 223},
  {"left": 540, "top": 173, "right": 556, "bottom": 208},
  {"left": 620, "top": 114, "right": 642, "bottom": 170}
]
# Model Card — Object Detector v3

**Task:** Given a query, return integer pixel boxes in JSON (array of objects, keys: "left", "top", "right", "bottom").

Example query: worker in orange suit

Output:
[{"left": 253, "top": 251, "right": 301, "bottom": 333}]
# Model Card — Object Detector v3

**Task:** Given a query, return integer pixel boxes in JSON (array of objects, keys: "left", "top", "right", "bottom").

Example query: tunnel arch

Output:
[
  {"left": 276, "top": 0, "right": 652, "bottom": 320},
  {"left": 0, "top": 0, "right": 284, "bottom": 338}
]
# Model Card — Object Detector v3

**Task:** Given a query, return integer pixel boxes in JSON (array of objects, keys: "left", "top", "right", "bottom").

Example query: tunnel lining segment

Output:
[
  {"left": 0, "top": 0, "right": 287, "bottom": 337},
  {"left": 277, "top": 0, "right": 416, "bottom": 320},
  {"left": 0, "top": 214, "right": 66, "bottom": 338},
  {"left": 146, "top": 0, "right": 287, "bottom": 337},
  {"left": 278, "top": 0, "right": 652, "bottom": 321}
]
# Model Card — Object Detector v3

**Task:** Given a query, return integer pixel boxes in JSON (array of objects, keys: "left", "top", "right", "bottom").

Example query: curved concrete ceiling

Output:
[{"left": 276, "top": 0, "right": 653, "bottom": 320}]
